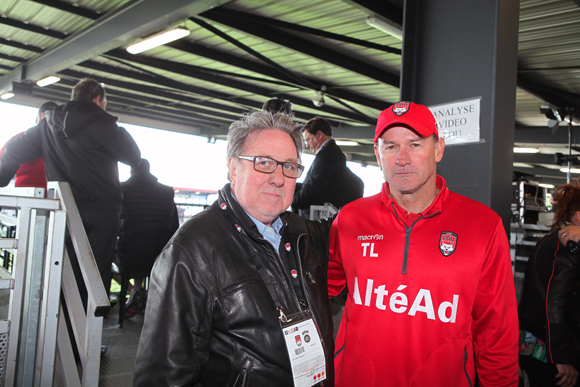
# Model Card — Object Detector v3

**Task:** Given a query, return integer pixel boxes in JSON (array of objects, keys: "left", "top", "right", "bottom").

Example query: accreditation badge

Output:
[{"left": 280, "top": 310, "right": 326, "bottom": 387}]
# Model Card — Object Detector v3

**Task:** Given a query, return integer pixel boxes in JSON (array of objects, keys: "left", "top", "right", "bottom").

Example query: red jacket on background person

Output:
[
  {"left": 0, "top": 132, "right": 47, "bottom": 191},
  {"left": 328, "top": 175, "right": 519, "bottom": 387}
]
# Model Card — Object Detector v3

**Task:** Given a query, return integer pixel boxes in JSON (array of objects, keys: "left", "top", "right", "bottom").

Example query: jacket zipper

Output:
[
  {"left": 295, "top": 233, "right": 326, "bottom": 350},
  {"left": 264, "top": 232, "right": 304, "bottom": 311},
  {"left": 391, "top": 203, "right": 440, "bottom": 275},
  {"left": 239, "top": 227, "right": 303, "bottom": 312},
  {"left": 464, "top": 346, "right": 473, "bottom": 387}
]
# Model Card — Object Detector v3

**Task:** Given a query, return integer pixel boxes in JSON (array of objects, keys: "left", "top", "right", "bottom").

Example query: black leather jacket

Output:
[
  {"left": 134, "top": 184, "right": 334, "bottom": 386},
  {"left": 518, "top": 232, "right": 580, "bottom": 364}
]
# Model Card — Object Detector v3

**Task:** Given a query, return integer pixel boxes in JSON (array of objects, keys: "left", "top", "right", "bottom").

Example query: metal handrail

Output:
[
  {"left": 0, "top": 186, "right": 63, "bottom": 386},
  {"left": 48, "top": 182, "right": 110, "bottom": 386},
  {"left": 0, "top": 182, "right": 109, "bottom": 386}
]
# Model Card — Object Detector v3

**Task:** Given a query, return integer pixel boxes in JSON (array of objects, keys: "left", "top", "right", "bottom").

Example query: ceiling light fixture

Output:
[
  {"left": 513, "top": 162, "right": 534, "bottom": 168},
  {"left": 336, "top": 140, "right": 359, "bottom": 146},
  {"left": 538, "top": 183, "right": 555, "bottom": 189},
  {"left": 366, "top": 15, "right": 403, "bottom": 40},
  {"left": 127, "top": 27, "right": 190, "bottom": 54},
  {"left": 0, "top": 92, "right": 14, "bottom": 100},
  {"left": 36, "top": 76, "right": 61, "bottom": 87},
  {"left": 312, "top": 85, "right": 326, "bottom": 107},
  {"left": 513, "top": 147, "right": 540, "bottom": 153},
  {"left": 560, "top": 167, "right": 580, "bottom": 174}
]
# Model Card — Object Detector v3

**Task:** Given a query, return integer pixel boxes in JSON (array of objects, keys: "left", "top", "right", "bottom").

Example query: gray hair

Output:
[{"left": 226, "top": 111, "right": 303, "bottom": 162}]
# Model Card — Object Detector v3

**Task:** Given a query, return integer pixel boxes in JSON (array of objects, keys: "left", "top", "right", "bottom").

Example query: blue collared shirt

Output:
[{"left": 247, "top": 213, "right": 283, "bottom": 251}]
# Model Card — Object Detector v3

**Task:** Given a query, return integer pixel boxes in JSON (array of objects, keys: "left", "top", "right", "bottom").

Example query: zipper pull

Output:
[
  {"left": 277, "top": 306, "right": 288, "bottom": 323},
  {"left": 299, "top": 300, "right": 308, "bottom": 310},
  {"left": 306, "top": 271, "right": 316, "bottom": 283}
]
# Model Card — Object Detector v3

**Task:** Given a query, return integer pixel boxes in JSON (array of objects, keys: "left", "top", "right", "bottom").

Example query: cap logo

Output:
[
  {"left": 439, "top": 232, "right": 457, "bottom": 256},
  {"left": 392, "top": 101, "right": 411, "bottom": 116}
]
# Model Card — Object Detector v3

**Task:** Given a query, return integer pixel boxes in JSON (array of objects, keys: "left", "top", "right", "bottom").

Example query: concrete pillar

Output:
[{"left": 400, "top": 0, "right": 520, "bottom": 230}]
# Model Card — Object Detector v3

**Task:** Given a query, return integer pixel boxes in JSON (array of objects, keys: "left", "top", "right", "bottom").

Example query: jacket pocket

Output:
[
  {"left": 410, "top": 338, "right": 474, "bottom": 387},
  {"left": 334, "top": 320, "right": 375, "bottom": 387},
  {"left": 229, "top": 357, "right": 254, "bottom": 387}
]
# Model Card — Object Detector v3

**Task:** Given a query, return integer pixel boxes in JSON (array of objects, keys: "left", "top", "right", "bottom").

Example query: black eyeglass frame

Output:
[{"left": 237, "top": 155, "right": 304, "bottom": 179}]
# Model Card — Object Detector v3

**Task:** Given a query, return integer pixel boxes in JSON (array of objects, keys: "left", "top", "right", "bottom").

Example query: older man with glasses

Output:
[{"left": 135, "top": 110, "right": 335, "bottom": 387}]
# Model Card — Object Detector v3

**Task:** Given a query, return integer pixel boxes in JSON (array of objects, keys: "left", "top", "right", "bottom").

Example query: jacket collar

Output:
[
  {"left": 127, "top": 171, "right": 158, "bottom": 185},
  {"left": 316, "top": 138, "right": 333, "bottom": 154},
  {"left": 381, "top": 175, "right": 448, "bottom": 220}
]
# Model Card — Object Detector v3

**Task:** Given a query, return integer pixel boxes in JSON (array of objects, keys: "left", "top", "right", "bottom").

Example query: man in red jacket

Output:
[
  {"left": 0, "top": 101, "right": 58, "bottom": 191},
  {"left": 328, "top": 101, "right": 519, "bottom": 386}
]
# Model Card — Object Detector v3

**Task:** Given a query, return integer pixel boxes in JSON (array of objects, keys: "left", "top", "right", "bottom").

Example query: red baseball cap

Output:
[{"left": 374, "top": 101, "right": 438, "bottom": 143}]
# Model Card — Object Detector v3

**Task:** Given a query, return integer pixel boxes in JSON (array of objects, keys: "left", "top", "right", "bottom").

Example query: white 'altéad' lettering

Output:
[{"left": 352, "top": 277, "right": 459, "bottom": 323}]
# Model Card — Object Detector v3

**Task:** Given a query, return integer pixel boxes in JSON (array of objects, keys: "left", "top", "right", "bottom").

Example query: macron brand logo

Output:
[
  {"left": 352, "top": 277, "right": 459, "bottom": 323},
  {"left": 357, "top": 235, "right": 383, "bottom": 241}
]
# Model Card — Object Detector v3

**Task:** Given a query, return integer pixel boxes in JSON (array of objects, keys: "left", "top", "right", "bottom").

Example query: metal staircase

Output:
[{"left": 0, "top": 182, "right": 109, "bottom": 386}]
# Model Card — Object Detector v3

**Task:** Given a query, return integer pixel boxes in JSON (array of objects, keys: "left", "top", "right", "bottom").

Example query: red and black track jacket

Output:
[{"left": 328, "top": 175, "right": 519, "bottom": 387}]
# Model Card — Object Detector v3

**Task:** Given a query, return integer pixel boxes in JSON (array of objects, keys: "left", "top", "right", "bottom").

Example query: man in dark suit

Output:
[{"left": 292, "top": 116, "right": 364, "bottom": 219}]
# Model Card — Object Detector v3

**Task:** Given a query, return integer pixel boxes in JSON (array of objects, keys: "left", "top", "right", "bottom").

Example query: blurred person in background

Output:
[
  {"left": 519, "top": 182, "right": 580, "bottom": 387},
  {"left": 0, "top": 101, "right": 58, "bottom": 192},
  {"left": 113, "top": 158, "right": 179, "bottom": 318},
  {"left": 0, "top": 78, "right": 141, "bottom": 299},
  {"left": 262, "top": 97, "right": 293, "bottom": 115},
  {"left": 292, "top": 116, "right": 363, "bottom": 219}
]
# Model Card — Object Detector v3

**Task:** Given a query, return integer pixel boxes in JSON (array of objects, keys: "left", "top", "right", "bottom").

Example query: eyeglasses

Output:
[{"left": 237, "top": 156, "right": 304, "bottom": 179}]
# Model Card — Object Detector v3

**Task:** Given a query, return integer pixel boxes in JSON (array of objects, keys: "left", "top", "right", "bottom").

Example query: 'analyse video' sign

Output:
[{"left": 428, "top": 97, "right": 481, "bottom": 145}]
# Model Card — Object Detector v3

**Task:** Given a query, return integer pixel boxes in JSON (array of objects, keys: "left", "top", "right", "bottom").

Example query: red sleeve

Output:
[
  {"left": 328, "top": 212, "right": 347, "bottom": 297},
  {"left": 471, "top": 220, "right": 519, "bottom": 386}
]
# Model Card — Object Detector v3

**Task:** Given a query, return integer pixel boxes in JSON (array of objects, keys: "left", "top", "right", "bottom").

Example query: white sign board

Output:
[{"left": 429, "top": 97, "right": 481, "bottom": 145}]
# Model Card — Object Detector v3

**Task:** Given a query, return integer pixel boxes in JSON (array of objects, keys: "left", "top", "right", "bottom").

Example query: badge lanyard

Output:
[{"left": 249, "top": 244, "right": 327, "bottom": 387}]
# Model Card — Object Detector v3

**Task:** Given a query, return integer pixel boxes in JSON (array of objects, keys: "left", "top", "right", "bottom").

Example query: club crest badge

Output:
[
  {"left": 285, "top": 243, "right": 291, "bottom": 251},
  {"left": 439, "top": 231, "right": 458, "bottom": 256},
  {"left": 295, "top": 335, "right": 302, "bottom": 346},
  {"left": 291, "top": 269, "right": 298, "bottom": 278},
  {"left": 392, "top": 101, "right": 411, "bottom": 116},
  {"left": 220, "top": 202, "right": 227, "bottom": 210}
]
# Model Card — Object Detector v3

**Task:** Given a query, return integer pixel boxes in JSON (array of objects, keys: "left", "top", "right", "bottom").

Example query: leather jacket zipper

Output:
[
  {"left": 295, "top": 233, "right": 326, "bottom": 349},
  {"left": 247, "top": 228, "right": 304, "bottom": 312}
]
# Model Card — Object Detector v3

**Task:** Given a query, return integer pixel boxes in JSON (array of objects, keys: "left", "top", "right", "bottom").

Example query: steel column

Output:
[{"left": 400, "top": 0, "right": 520, "bottom": 230}]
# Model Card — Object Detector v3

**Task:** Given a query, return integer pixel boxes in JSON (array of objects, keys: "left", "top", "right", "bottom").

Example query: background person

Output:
[
  {"left": 262, "top": 97, "right": 293, "bottom": 114},
  {"left": 327, "top": 101, "right": 519, "bottom": 386},
  {"left": 519, "top": 182, "right": 580, "bottom": 387},
  {"left": 113, "top": 158, "right": 179, "bottom": 318},
  {"left": 292, "top": 116, "right": 363, "bottom": 219},
  {"left": 0, "top": 101, "right": 58, "bottom": 191},
  {"left": 134, "top": 111, "right": 334, "bottom": 386},
  {"left": 0, "top": 78, "right": 141, "bottom": 298}
]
